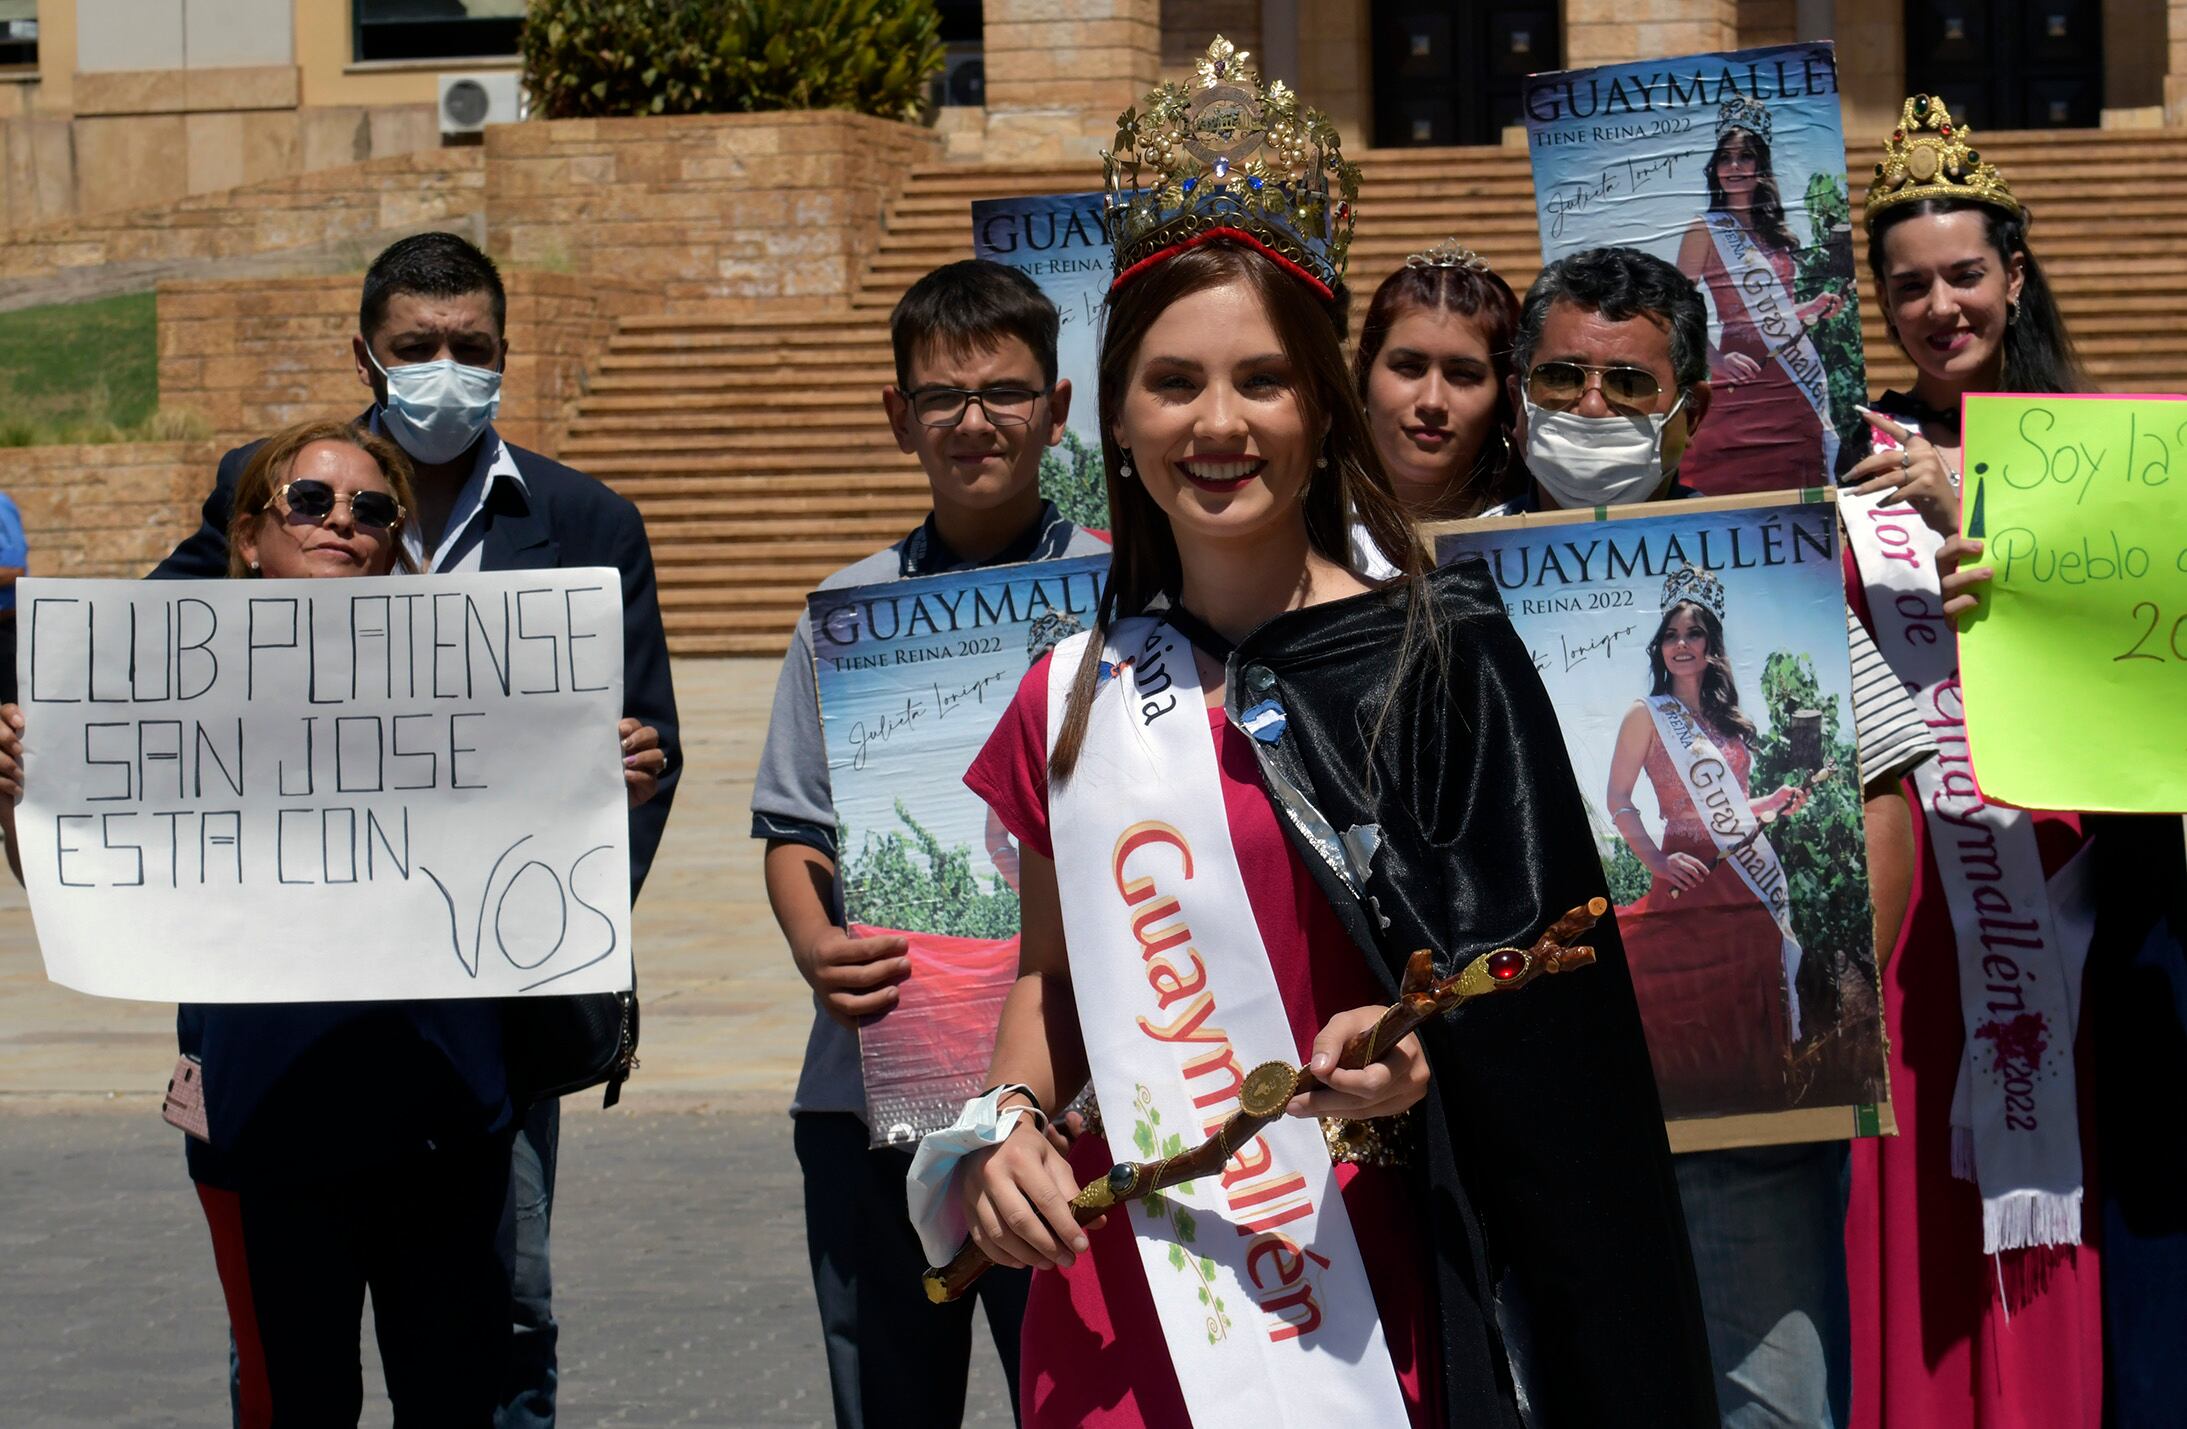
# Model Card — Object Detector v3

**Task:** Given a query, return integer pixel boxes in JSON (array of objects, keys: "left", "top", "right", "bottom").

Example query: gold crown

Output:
[
  {"left": 1864, "top": 94, "right": 2019, "bottom": 227},
  {"left": 1103, "top": 36, "right": 1360, "bottom": 296}
]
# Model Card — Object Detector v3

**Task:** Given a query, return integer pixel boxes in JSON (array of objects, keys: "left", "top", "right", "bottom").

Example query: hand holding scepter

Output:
[{"left": 922, "top": 898, "right": 1607, "bottom": 1304}]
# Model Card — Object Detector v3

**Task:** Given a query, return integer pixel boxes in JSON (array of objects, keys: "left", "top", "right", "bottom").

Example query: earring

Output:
[
  {"left": 1119, "top": 451, "right": 1135, "bottom": 480},
  {"left": 2008, "top": 298, "right": 2021, "bottom": 326},
  {"left": 1314, "top": 454, "right": 1329, "bottom": 469},
  {"left": 249, "top": 560, "right": 260, "bottom": 572}
]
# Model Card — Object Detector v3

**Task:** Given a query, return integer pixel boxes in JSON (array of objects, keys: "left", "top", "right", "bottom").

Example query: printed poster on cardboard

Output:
[
  {"left": 1525, "top": 42, "right": 1867, "bottom": 493},
  {"left": 972, "top": 191, "right": 1111, "bottom": 530},
  {"left": 809, "top": 555, "right": 1109, "bottom": 1147},
  {"left": 1431, "top": 492, "right": 1889, "bottom": 1150}
]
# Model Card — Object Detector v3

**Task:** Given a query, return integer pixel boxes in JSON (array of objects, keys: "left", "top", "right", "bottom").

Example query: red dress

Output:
[
  {"left": 1616, "top": 724, "right": 1795, "bottom": 1119},
  {"left": 964, "top": 658, "right": 1439, "bottom": 1429},
  {"left": 1681, "top": 236, "right": 1830, "bottom": 494},
  {"left": 1842, "top": 551, "right": 2103, "bottom": 1429}
]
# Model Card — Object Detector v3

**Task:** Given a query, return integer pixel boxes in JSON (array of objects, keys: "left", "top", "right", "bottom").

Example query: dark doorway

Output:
[
  {"left": 1904, "top": 0, "right": 2105, "bottom": 129},
  {"left": 1371, "top": 2, "right": 1561, "bottom": 146}
]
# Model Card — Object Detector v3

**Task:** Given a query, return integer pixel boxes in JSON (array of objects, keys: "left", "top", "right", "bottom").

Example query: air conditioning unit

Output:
[
  {"left": 438, "top": 72, "right": 525, "bottom": 136},
  {"left": 933, "top": 43, "right": 984, "bottom": 109}
]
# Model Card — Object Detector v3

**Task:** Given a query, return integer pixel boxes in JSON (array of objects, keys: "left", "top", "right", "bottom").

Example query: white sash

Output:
[
  {"left": 1643, "top": 694, "right": 1805, "bottom": 1038},
  {"left": 1841, "top": 486, "right": 2086, "bottom": 1251},
  {"left": 1704, "top": 211, "right": 1841, "bottom": 476},
  {"left": 1045, "top": 618, "right": 1408, "bottom": 1425}
]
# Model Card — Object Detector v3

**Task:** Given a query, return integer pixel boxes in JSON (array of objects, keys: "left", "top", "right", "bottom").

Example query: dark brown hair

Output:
[
  {"left": 1648, "top": 600, "right": 1755, "bottom": 742},
  {"left": 1706, "top": 129, "right": 1794, "bottom": 254},
  {"left": 1867, "top": 197, "right": 2086, "bottom": 396},
  {"left": 889, "top": 259, "right": 1061, "bottom": 389},
  {"left": 228, "top": 418, "right": 420, "bottom": 579},
  {"left": 1352, "top": 257, "right": 1525, "bottom": 513},
  {"left": 1048, "top": 240, "right": 1431, "bottom": 784}
]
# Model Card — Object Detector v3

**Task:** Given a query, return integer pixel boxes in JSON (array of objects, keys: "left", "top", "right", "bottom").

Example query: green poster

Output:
[{"left": 1958, "top": 392, "right": 2187, "bottom": 812}]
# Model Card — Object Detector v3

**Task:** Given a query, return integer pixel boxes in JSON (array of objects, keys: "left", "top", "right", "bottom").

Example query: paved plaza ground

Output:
[{"left": 0, "top": 659, "right": 1014, "bottom": 1427}]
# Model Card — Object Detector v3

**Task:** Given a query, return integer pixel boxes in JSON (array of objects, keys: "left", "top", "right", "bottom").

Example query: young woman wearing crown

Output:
[
  {"left": 1674, "top": 94, "right": 1848, "bottom": 493},
  {"left": 905, "top": 39, "right": 1715, "bottom": 1428},
  {"left": 1836, "top": 95, "right": 2118, "bottom": 1429},
  {"left": 1604, "top": 564, "right": 1815, "bottom": 1120}
]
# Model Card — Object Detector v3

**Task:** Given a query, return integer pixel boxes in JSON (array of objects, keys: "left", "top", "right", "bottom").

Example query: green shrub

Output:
[{"left": 522, "top": 0, "right": 945, "bottom": 122}]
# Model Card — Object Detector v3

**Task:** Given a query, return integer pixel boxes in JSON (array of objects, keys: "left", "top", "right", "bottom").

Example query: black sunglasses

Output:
[{"left": 276, "top": 479, "right": 405, "bottom": 531}]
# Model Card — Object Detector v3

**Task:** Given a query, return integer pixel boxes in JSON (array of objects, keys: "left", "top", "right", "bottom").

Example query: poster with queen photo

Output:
[
  {"left": 1524, "top": 42, "right": 1868, "bottom": 493},
  {"left": 809, "top": 555, "right": 1109, "bottom": 1148},
  {"left": 1430, "top": 491, "right": 1890, "bottom": 1150}
]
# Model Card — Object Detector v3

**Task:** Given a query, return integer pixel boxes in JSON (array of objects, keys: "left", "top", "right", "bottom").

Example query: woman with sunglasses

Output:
[
  {"left": 909, "top": 42, "right": 1713, "bottom": 1428},
  {"left": 0, "top": 417, "right": 663, "bottom": 1424},
  {"left": 1351, "top": 240, "right": 1526, "bottom": 530}
]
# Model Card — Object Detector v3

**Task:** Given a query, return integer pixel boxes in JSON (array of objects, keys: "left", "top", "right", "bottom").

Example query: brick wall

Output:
[
  {"left": 0, "top": 441, "right": 219, "bottom": 579},
  {"left": 1736, "top": 0, "right": 1798, "bottom": 47},
  {"left": 1567, "top": 0, "right": 1738, "bottom": 65},
  {"left": 0, "top": 148, "right": 485, "bottom": 306},
  {"left": 156, "top": 272, "right": 651, "bottom": 457},
  {"left": 983, "top": 0, "right": 1162, "bottom": 162},
  {"left": 483, "top": 112, "right": 941, "bottom": 307}
]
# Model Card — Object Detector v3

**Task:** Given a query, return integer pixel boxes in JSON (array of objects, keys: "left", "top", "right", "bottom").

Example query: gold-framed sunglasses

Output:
[{"left": 1524, "top": 360, "right": 1665, "bottom": 414}]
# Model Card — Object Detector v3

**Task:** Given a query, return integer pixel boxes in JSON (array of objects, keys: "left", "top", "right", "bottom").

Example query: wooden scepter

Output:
[{"left": 922, "top": 897, "right": 1608, "bottom": 1304}]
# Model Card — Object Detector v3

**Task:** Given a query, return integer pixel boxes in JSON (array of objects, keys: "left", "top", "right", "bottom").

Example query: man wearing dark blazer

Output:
[{"left": 153, "top": 232, "right": 678, "bottom": 1429}]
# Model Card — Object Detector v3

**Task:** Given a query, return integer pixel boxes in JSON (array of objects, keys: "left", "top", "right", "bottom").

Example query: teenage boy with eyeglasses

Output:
[
  {"left": 1488, "top": 247, "right": 1933, "bottom": 1428},
  {"left": 752, "top": 259, "right": 1105, "bottom": 1427}
]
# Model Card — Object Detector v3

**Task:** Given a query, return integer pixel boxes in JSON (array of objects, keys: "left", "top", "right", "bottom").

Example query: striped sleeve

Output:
[{"left": 1846, "top": 607, "right": 1936, "bottom": 794}]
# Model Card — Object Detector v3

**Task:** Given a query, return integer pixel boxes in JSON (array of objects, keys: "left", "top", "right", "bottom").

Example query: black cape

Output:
[{"left": 1218, "top": 559, "right": 1717, "bottom": 1427}]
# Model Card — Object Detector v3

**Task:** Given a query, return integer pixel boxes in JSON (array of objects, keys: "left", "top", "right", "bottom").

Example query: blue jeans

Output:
[
  {"left": 1673, "top": 1141, "right": 1851, "bottom": 1429},
  {"left": 496, "top": 1097, "right": 560, "bottom": 1429}
]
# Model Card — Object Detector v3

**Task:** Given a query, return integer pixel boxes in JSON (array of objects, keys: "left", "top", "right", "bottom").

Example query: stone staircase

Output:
[{"left": 562, "top": 129, "right": 2187, "bottom": 656}]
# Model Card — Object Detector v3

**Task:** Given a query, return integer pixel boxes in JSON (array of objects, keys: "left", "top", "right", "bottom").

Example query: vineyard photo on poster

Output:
[
  {"left": 1525, "top": 42, "right": 1868, "bottom": 493},
  {"left": 1431, "top": 492, "right": 1888, "bottom": 1149},
  {"left": 973, "top": 190, "right": 1112, "bottom": 529},
  {"left": 809, "top": 556, "right": 1109, "bottom": 1146}
]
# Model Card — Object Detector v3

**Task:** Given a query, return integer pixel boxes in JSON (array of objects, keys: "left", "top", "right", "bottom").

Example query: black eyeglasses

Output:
[
  {"left": 275, "top": 479, "right": 405, "bottom": 531},
  {"left": 906, "top": 385, "right": 1052, "bottom": 429},
  {"left": 1524, "top": 361, "right": 1665, "bottom": 414}
]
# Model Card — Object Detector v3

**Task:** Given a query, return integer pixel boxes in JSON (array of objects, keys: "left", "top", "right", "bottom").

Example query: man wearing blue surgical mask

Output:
[
  {"left": 151, "top": 231, "right": 678, "bottom": 1429},
  {"left": 1484, "top": 247, "right": 1935, "bottom": 1429}
]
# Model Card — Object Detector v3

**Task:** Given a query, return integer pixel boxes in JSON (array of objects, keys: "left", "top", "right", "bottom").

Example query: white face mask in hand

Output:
[
  {"left": 367, "top": 347, "right": 503, "bottom": 465},
  {"left": 1523, "top": 391, "right": 1688, "bottom": 509}
]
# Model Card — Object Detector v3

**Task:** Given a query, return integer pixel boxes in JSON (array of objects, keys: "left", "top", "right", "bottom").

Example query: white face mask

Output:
[
  {"left": 367, "top": 346, "right": 502, "bottom": 465},
  {"left": 1522, "top": 391, "right": 1688, "bottom": 509}
]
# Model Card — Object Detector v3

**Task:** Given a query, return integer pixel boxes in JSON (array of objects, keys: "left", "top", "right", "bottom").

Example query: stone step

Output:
[
  {"left": 586, "top": 369, "right": 891, "bottom": 394},
  {"left": 566, "top": 409, "right": 912, "bottom": 436},
  {"left": 577, "top": 449, "right": 922, "bottom": 475}
]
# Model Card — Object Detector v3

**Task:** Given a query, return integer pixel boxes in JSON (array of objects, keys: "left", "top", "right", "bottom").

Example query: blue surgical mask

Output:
[{"left": 367, "top": 346, "right": 502, "bottom": 465}]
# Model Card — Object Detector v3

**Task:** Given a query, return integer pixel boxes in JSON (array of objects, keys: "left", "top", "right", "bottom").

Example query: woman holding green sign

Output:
[{"left": 1839, "top": 95, "right": 2118, "bottom": 1429}]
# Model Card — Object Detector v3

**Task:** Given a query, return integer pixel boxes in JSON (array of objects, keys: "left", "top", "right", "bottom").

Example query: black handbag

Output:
[{"left": 503, "top": 989, "right": 639, "bottom": 1109}]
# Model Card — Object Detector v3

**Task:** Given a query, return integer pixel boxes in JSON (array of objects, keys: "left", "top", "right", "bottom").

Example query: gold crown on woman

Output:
[
  {"left": 1662, "top": 563, "right": 1727, "bottom": 621},
  {"left": 1103, "top": 36, "right": 1361, "bottom": 296},
  {"left": 1864, "top": 94, "right": 2019, "bottom": 225}
]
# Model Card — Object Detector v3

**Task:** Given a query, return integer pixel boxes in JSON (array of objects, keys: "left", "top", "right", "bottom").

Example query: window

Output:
[
  {"left": 0, "top": 2, "right": 36, "bottom": 70},
  {"left": 354, "top": 0, "right": 523, "bottom": 65}
]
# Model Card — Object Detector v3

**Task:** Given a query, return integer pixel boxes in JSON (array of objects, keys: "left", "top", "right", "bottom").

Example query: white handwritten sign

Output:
[{"left": 14, "top": 571, "right": 632, "bottom": 1003}]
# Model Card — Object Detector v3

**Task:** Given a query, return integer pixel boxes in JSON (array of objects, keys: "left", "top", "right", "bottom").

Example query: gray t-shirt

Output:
[{"left": 750, "top": 505, "right": 1110, "bottom": 1119}]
